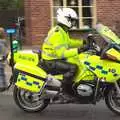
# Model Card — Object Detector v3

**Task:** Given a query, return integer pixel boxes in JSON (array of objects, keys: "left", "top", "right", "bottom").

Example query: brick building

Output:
[{"left": 24, "top": 0, "right": 120, "bottom": 45}]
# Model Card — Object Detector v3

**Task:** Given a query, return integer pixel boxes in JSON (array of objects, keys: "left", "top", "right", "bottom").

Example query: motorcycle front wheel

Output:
[
  {"left": 105, "top": 87, "right": 120, "bottom": 115},
  {"left": 13, "top": 85, "right": 50, "bottom": 112}
]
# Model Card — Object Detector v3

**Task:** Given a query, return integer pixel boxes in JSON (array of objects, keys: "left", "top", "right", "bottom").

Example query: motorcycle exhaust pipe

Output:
[
  {"left": 45, "top": 90, "right": 58, "bottom": 98},
  {"left": 43, "top": 74, "right": 62, "bottom": 98},
  {"left": 47, "top": 74, "right": 62, "bottom": 87}
]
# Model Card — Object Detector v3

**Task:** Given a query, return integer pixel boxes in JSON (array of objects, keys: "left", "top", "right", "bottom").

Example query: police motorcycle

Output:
[{"left": 7, "top": 23, "right": 120, "bottom": 115}]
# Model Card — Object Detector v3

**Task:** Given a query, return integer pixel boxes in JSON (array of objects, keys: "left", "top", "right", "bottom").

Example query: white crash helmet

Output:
[{"left": 56, "top": 8, "right": 78, "bottom": 28}]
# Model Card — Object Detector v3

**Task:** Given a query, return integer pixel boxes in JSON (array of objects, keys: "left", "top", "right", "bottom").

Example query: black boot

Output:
[{"left": 60, "top": 82, "right": 75, "bottom": 103}]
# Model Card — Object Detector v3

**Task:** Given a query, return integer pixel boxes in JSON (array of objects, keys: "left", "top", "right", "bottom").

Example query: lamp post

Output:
[{"left": 6, "top": 29, "right": 16, "bottom": 72}]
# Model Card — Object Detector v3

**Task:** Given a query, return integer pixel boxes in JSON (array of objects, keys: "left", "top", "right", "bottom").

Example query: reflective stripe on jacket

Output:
[{"left": 41, "top": 25, "right": 84, "bottom": 60}]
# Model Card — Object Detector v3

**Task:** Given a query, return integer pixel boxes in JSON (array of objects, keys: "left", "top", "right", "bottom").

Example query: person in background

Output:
[{"left": 0, "top": 27, "right": 8, "bottom": 91}]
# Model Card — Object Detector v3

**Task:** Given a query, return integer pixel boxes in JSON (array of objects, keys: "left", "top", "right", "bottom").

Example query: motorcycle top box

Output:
[
  {"left": 7, "top": 50, "right": 40, "bottom": 66},
  {"left": 14, "top": 63, "right": 47, "bottom": 93}
]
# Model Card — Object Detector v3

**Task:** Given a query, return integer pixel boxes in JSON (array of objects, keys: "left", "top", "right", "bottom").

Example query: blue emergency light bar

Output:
[{"left": 6, "top": 29, "right": 16, "bottom": 34}]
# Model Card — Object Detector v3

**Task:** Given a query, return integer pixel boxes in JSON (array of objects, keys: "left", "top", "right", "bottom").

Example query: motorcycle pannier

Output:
[{"left": 15, "top": 70, "right": 46, "bottom": 93}]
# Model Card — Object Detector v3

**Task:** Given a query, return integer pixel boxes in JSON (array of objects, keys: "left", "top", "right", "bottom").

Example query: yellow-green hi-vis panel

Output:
[
  {"left": 16, "top": 73, "right": 45, "bottom": 93},
  {"left": 82, "top": 55, "right": 120, "bottom": 83}
]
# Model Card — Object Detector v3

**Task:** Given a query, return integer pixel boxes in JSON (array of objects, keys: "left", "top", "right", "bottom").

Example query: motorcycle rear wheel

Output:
[
  {"left": 105, "top": 87, "right": 120, "bottom": 115},
  {"left": 13, "top": 85, "right": 50, "bottom": 113}
]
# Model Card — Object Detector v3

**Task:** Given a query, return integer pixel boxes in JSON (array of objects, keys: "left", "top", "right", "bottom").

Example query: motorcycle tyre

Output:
[
  {"left": 13, "top": 85, "right": 50, "bottom": 113},
  {"left": 105, "top": 87, "right": 120, "bottom": 115}
]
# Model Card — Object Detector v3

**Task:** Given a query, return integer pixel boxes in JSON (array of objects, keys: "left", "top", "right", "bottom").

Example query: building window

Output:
[{"left": 51, "top": 0, "right": 96, "bottom": 30}]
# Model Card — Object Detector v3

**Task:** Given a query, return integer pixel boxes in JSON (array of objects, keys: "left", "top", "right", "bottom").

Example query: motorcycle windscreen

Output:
[{"left": 95, "top": 24, "right": 120, "bottom": 44}]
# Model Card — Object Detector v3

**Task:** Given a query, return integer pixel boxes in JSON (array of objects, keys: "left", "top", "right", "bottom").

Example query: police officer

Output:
[{"left": 41, "top": 8, "right": 89, "bottom": 97}]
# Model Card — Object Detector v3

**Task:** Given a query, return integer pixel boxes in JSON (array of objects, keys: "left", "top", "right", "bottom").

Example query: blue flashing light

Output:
[{"left": 6, "top": 29, "right": 16, "bottom": 34}]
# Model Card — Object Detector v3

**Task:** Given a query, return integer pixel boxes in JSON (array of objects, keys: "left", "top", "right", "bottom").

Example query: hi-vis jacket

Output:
[{"left": 41, "top": 25, "right": 84, "bottom": 60}]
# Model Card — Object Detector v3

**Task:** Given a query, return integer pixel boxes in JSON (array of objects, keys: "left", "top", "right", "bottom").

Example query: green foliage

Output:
[{"left": 0, "top": 0, "right": 24, "bottom": 10}]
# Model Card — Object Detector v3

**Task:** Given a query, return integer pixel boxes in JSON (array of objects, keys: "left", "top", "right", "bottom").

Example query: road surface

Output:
[{"left": 0, "top": 65, "right": 119, "bottom": 120}]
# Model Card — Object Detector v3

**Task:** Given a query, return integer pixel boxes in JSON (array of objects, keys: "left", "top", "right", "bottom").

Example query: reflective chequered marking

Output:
[
  {"left": 84, "top": 61, "right": 111, "bottom": 75},
  {"left": 18, "top": 73, "right": 41, "bottom": 89}
]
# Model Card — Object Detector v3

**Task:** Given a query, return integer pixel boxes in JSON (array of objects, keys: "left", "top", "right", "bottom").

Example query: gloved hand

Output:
[
  {"left": 78, "top": 45, "right": 89, "bottom": 54},
  {"left": 78, "top": 34, "right": 95, "bottom": 54},
  {"left": 87, "top": 34, "right": 95, "bottom": 49}
]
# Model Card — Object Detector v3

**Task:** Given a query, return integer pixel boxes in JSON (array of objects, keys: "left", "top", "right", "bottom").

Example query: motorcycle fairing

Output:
[
  {"left": 67, "top": 54, "right": 95, "bottom": 83},
  {"left": 67, "top": 52, "right": 120, "bottom": 83},
  {"left": 79, "top": 54, "right": 120, "bottom": 83}
]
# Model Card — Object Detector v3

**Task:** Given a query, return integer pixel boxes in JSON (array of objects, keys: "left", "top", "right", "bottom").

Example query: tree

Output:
[
  {"left": 14, "top": 0, "right": 24, "bottom": 9},
  {"left": 0, "top": 0, "right": 24, "bottom": 10}
]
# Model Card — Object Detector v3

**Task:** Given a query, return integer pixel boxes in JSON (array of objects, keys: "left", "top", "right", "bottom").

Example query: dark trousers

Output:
[
  {"left": 0, "top": 62, "right": 7, "bottom": 91},
  {"left": 40, "top": 59, "right": 78, "bottom": 95}
]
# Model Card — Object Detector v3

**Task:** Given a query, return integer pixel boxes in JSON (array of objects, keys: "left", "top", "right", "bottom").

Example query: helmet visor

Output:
[{"left": 71, "top": 19, "right": 78, "bottom": 28}]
